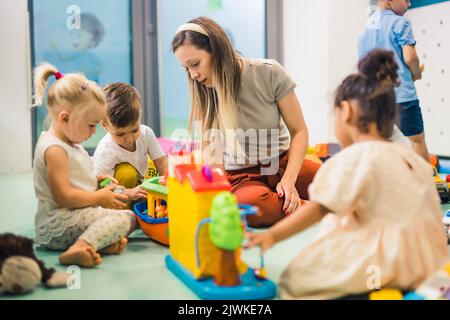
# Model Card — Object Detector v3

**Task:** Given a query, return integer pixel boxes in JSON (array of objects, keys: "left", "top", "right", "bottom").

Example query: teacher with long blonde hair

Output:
[{"left": 172, "top": 17, "right": 320, "bottom": 227}]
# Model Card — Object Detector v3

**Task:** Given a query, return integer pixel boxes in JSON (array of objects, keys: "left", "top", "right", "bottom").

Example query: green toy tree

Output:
[{"left": 209, "top": 192, "right": 244, "bottom": 286}]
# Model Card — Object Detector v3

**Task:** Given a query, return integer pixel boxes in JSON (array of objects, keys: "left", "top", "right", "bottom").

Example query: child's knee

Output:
[
  {"left": 115, "top": 211, "right": 137, "bottom": 234},
  {"left": 114, "top": 163, "right": 140, "bottom": 188}
]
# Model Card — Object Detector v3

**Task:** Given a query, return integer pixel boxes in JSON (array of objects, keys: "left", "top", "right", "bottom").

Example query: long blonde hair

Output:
[
  {"left": 172, "top": 17, "right": 244, "bottom": 160},
  {"left": 33, "top": 63, "right": 106, "bottom": 124}
]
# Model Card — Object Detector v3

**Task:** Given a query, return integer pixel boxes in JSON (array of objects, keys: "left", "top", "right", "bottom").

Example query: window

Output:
[
  {"left": 157, "top": 0, "right": 267, "bottom": 137},
  {"left": 30, "top": 0, "right": 132, "bottom": 152}
]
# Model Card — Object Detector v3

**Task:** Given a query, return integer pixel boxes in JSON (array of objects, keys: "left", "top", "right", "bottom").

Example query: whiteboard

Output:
[{"left": 406, "top": 2, "right": 450, "bottom": 156}]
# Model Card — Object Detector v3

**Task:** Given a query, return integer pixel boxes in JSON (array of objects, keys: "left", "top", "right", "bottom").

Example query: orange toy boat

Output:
[{"left": 133, "top": 176, "right": 169, "bottom": 246}]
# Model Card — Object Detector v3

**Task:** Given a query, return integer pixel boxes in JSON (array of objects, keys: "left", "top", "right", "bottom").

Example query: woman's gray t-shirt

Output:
[{"left": 223, "top": 58, "right": 297, "bottom": 170}]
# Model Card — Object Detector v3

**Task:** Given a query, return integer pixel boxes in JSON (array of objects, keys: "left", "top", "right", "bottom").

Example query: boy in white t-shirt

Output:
[{"left": 93, "top": 82, "right": 168, "bottom": 202}]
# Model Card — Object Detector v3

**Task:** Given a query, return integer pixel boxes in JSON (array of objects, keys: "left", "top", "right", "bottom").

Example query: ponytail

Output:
[
  {"left": 32, "top": 62, "right": 106, "bottom": 115},
  {"left": 33, "top": 63, "right": 59, "bottom": 106},
  {"left": 334, "top": 49, "right": 399, "bottom": 139}
]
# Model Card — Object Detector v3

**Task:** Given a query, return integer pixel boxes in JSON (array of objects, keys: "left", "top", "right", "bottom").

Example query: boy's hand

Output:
[
  {"left": 413, "top": 64, "right": 424, "bottom": 81},
  {"left": 403, "top": 45, "right": 422, "bottom": 81},
  {"left": 244, "top": 230, "right": 276, "bottom": 254},
  {"left": 125, "top": 186, "right": 148, "bottom": 201},
  {"left": 96, "top": 184, "right": 129, "bottom": 209}
]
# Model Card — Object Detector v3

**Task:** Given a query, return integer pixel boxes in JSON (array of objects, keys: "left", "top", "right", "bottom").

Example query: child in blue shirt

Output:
[{"left": 358, "top": 0, "right": 429, "bottom": 161}]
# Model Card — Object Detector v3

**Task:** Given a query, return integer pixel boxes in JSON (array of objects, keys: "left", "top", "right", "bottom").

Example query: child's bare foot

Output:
[
  {"left": 59, "top": 240, "right": 102, "bottom": 268},
  {"left": 99, "top": 237, "right": 128, "bottom": 255}
]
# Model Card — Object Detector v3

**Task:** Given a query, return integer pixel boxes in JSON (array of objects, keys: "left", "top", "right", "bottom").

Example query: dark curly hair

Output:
[{"left": 334, "top": 49, "right": 399, "bottom": 138}]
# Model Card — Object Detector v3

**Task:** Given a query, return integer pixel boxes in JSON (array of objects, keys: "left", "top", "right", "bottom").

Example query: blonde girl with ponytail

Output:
[{"left": 33, "top": 63, "right": 137, "bottom": 268}]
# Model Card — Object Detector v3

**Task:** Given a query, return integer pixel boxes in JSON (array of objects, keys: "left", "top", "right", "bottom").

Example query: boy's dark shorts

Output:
[{"left": 396, "top": 99, "right": 424, "bottom": 137}]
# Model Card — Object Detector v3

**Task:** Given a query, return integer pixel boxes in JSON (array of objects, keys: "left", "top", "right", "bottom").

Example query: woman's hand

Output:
[
  {"left": 276, "top": 92, "right": 308, "bottom": 215},
  {"left": 96, "top": 184, "right": 129, "bottom": 209},
  {"left": 125, "top": 186, "right": 148, "bottom": 201},
  {"left": 244, "top": 230, "right": 276, "bottom": 254},
  {"left": 276, "top": 178, "right": 301, "bottom": 215}
]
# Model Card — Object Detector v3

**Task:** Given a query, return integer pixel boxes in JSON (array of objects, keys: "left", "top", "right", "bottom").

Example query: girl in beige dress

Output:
[{"left": 246, "top": 49, "right": 449, "bottom": 299}]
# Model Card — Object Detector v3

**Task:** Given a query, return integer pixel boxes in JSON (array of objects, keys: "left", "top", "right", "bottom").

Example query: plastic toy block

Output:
[
  {"left": 369, "top": 289, "right": 403, "bottom": 300},
  {"left": 140, "top": 176, "right": 168, "bottom": 195},
  {"left": 403, "top": 291, "right": 425, "bottom": 300},
  {"left": 99, "top": 177, "right": 112, "bottom": 188}
]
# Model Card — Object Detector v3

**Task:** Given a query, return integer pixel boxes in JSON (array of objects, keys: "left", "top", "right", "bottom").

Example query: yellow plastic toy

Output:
[
  {"left": 167, "top": 163, "right": 245, "bottom": 279},
  {"left": 369, "top": 289, "right": 403, "bottom": 300},
  {"left": 305, "top": 146, "right": 322, "bottom": 164},
  {"left": 145, "top": 158, "right": 159, "bottom": 179},
  {"left": 157, "top": 141, "right": 277, "bottom": 299},
  {"left": 141, "top": 176, "right": 168, "bottom": 220},
  {"left": 305, "top": 143, "right": 342, "bottom": 164},
  {"left": 164, "top": 157, "right": 276, "bottom": 299}
]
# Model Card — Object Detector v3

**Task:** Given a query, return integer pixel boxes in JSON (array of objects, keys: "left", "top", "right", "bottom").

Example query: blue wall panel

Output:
[{"left": 411, "top": 0, "right": 450, "bottom": 9}]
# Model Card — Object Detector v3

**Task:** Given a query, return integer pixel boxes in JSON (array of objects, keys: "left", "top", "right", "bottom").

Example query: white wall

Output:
[
  {"left": 406, "top": 2, "right": 450, "bottom": 156},
  {"left": 283, "top": 0, "right": 330, "bottom": 144},
  {"left": 0, "top": 0, "right": 33, "bottom": 173},
  {"left": 283, "top": 0, "right": 371, "bottom": 144}
]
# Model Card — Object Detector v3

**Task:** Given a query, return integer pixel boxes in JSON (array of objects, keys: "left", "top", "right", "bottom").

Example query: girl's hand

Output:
[
  {"left": 244, "top": 231, "right": 276, "bottom": 254},
  {"left": 96, "top": 184, "right": 129, "bottom": 209},
  {"left": 276, "top": 178, "right": 301, "bottom": 215},
  {"left": 97, "top": 174, "right": 119, "bottom": 185},
  {"left": 125, "top": 186, "right": 148, "bottom": 201}
]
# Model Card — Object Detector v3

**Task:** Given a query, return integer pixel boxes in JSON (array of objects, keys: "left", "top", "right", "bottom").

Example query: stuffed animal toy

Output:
[{"left": 0, "top": 233, "right": 69, "bottom": 295}]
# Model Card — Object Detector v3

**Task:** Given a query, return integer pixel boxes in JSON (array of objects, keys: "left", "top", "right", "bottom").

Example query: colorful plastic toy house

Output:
[
  {"left": 165, "top": 163, "right": 276, "bottom": 300},
  {"left": 133, "top": 176, "right": 169, "bottom": 246}
]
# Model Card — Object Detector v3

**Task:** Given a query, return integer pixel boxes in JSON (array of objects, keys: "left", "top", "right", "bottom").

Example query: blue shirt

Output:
[{"left": 358, "top": 9, "right": 418, "bottom": 103}]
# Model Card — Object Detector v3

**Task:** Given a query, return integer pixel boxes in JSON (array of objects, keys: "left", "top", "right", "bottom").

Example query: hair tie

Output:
[
  {"left": 175, "top": 23, "right": 209, "bottom": 37},
  {"left": 54, "top": 71, "right": 64, "bottom": 80}
]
